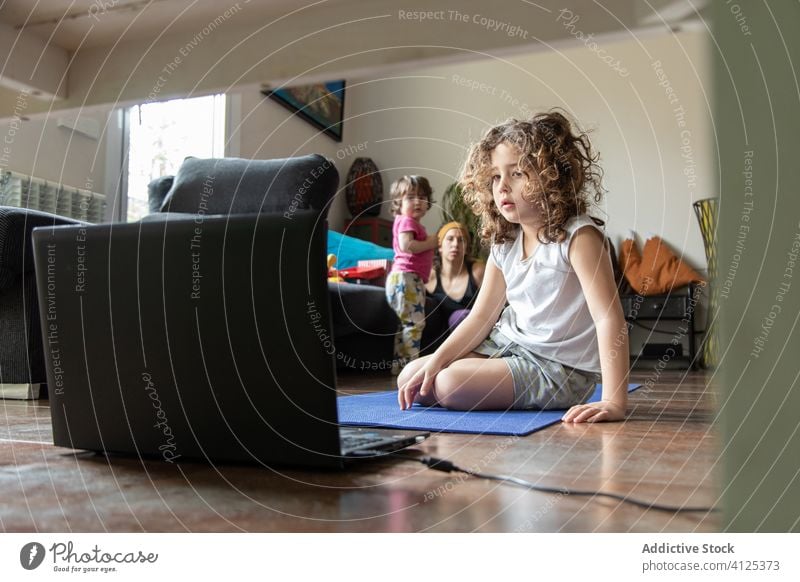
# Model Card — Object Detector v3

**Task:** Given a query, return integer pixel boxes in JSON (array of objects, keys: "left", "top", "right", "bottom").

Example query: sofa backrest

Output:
[{"left": 158, "top": 154, "right": 339, "bottom": 219}]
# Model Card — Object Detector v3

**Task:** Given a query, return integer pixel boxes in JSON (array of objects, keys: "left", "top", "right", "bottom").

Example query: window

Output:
[{"left": 125, "top": 94, "right": 225, "bottom": 221}]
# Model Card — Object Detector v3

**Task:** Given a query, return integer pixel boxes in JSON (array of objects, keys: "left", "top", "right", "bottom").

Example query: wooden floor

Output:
[{"left": 0, "top": 368, "right": 720, "bottom": 532}]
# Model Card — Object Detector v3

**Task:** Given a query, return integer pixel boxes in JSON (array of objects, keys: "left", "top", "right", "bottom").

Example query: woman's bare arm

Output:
[{"left": 471, "top": 260, "right": 486, "bottom": 287}]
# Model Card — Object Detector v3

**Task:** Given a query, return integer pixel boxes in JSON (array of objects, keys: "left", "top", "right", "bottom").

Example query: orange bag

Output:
[{"left": 619, "top": 236, "right": 704, "bottom": 295}]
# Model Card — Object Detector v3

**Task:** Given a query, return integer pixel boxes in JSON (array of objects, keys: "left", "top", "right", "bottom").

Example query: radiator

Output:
[{"left": 0, "top": 170, "right": 106, "bottom": 222}]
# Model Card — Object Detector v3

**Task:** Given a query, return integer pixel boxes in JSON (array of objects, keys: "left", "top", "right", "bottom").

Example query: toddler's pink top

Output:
[{"left": 391, "top": 216, "right": 433, "bottom": 282}]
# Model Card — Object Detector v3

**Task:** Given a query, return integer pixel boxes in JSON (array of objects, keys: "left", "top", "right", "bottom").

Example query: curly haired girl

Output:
[{"left": 397, "top": 111, "right": 629, "bottom": 423}]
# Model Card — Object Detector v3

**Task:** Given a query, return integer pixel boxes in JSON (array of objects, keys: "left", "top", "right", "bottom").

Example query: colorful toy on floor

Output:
[{"left": 327, "top": 254, "right": 345, "bottom": 283}]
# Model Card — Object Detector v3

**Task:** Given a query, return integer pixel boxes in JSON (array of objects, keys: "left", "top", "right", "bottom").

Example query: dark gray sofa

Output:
[
  {"left": 0, "top": 207, "right": 83, "bottom": 396},
  {"left": 148, "top": 154, "right": 399, "bottom": 371}
]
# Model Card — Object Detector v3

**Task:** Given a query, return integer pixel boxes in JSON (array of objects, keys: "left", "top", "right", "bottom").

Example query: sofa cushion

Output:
[
  {"left": 160, "top": 154, "right": 338, "bottom": 217},
  {"left": 327, "top": 230, "right": 393, "bottom": 269},
  {"left": 148, "top": 175, "right": 174, "bottom": 213}
]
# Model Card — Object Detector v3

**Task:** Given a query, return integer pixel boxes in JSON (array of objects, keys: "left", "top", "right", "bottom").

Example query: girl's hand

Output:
[
  {"left": 397, "top": 359, "right": 443, "bottom": 410},
  {"left": 562, "top": 400, "right": 626, "bottom": 423}
]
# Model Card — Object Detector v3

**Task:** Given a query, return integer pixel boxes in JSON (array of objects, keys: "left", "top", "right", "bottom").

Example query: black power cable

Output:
[{"left": 354, "top": 449, "right": 717, "bottom": 514}]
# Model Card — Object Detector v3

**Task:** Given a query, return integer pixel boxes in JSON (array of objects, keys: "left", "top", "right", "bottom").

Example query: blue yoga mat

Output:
[{"left": 337, "top": 384, "right": 641, "bottom": 436}]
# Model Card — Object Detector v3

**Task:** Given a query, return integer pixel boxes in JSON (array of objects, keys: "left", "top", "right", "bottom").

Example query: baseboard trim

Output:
[{"left": 0, "top": 383, "right": 42, "bottom": 400}]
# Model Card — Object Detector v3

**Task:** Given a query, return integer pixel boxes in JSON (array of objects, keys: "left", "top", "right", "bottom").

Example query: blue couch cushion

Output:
[{"left": 327, "top": 230, "right": 393, "bottom": 269}]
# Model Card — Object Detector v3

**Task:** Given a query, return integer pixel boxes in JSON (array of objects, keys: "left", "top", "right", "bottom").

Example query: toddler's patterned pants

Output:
[{"left": 385, "top": 271, "right": 426, "bottom": 369}]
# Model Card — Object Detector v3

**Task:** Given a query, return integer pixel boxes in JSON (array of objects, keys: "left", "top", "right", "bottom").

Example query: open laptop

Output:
[{"left": 31, "top": 211, "right": 427, "bottom": 469}]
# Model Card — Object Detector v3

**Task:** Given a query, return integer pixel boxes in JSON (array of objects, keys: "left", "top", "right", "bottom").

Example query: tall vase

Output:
[{"left": 693, "top": 198, "right": 718, "bottom": 368}]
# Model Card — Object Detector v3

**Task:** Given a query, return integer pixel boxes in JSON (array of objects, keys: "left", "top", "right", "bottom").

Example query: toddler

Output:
[{"left": 385, "top": 176, "right": 438, "bottom": 374}]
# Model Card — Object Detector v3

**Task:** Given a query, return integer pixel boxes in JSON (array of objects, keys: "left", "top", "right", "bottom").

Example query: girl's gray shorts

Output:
[{"left": 473, "top": 328, "right": 600, "bottom": 410}]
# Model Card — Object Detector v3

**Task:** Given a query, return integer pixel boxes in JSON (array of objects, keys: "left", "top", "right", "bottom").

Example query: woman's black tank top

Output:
[{"left": 430, "top": 261, "right": 479, "bottom": 312}]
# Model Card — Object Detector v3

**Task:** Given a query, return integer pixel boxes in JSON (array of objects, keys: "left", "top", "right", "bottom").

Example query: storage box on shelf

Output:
[{"left": 622, "top": 283, "right": 702, "bottom": 370}]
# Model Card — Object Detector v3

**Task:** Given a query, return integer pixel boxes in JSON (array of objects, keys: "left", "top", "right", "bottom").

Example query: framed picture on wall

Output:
[{"left": 261, "top": 81, "right": 346, "bottom": 142}]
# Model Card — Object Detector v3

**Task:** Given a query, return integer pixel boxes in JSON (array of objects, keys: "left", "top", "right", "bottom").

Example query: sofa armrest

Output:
[
  {"left": 329, "top": 282, "right": 398, "bottom": 337},
  {"left": 0, "top": 207, "right": 84, "bottom": 291}
]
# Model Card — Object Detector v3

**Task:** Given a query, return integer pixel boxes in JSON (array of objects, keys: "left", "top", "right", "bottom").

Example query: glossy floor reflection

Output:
[{"left": 0, "top": 369, "right": 719, "bottom": 532}]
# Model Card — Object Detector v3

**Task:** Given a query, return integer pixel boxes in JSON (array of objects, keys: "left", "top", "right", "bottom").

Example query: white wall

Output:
[
  {"left": 233, "top": 88, "right": 363, "bottom": 230},
  {"left": 343, "top": 30, "right": 713, "bottom": 271},
  {"left": 0, "top": 105, "right": 111, "bottom": 193}
]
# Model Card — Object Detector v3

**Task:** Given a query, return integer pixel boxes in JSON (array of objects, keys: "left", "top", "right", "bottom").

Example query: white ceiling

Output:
[
  {"left": 0, "top": 0, "right": 357, "bottom": 50},
  {"left": 0, "top": 0, "right": 709, "bottom": 52},
  {"left": 0, "top": 0, "right": 710, "bottom": 117}
]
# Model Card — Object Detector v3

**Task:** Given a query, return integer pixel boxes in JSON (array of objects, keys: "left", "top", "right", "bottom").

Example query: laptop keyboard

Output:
[
  {"left": 340, "top": 428, "right": 388, "bottom": 448},
  {"left": 339, "top": 427, "right": 406, "bottom": 454}
]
